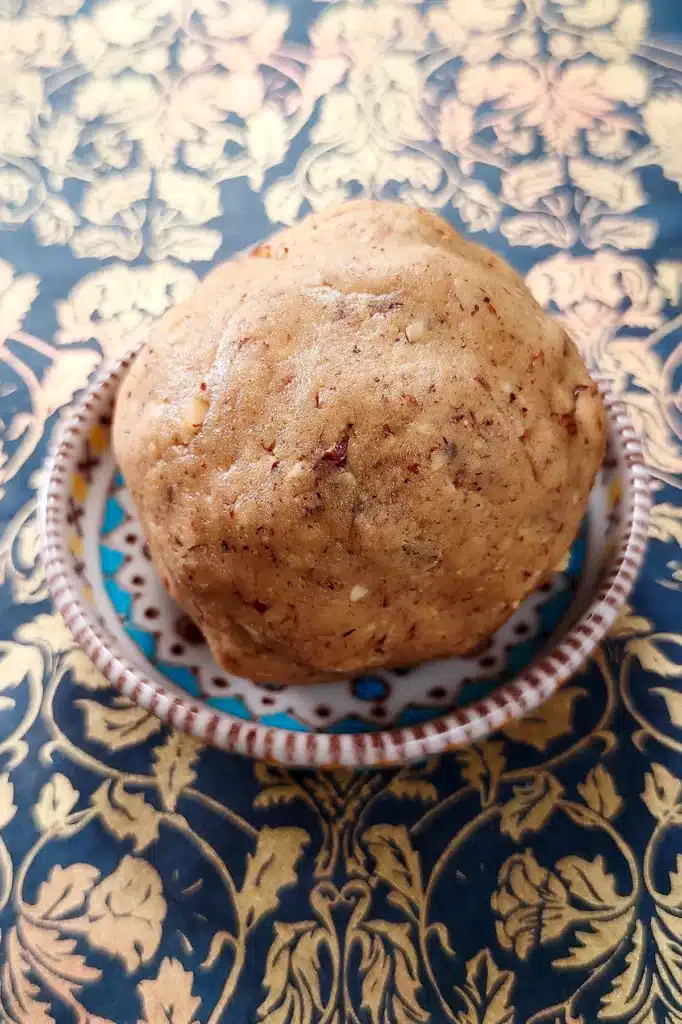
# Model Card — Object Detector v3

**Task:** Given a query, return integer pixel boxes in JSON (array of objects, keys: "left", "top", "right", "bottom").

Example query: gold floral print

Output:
[{"left": 0, "top": 0, "right": 680, "bottom": 1022}]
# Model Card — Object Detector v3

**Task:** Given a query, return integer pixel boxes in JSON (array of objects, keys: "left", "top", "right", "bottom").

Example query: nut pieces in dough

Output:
[{"left": 113, "top": 201, "right": 606, "bottom": 684}]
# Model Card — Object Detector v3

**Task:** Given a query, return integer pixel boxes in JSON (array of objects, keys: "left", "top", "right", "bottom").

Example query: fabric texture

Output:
[{"left": 0, "top": 1, "right": 680, "bottom": 1022}]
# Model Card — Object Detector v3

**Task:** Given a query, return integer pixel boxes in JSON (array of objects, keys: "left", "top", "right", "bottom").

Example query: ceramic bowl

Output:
[{"left": 40, "top": 343, "right": 650, "bottom": 767}]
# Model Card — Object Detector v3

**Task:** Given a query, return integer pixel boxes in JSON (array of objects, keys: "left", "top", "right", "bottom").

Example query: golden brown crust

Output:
[{"left": 113, "top": 201, "right": 606, "bottom": 684}]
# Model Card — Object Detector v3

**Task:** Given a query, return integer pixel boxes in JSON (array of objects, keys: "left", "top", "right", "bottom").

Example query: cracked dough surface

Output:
[{"left": 113, "top": 200, "right": 606, "bottom": 684}]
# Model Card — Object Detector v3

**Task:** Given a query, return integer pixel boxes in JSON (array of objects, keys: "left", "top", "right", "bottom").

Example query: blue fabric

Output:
[{"left": 0, "top": 2, "right": 681, "bottom": 1022}]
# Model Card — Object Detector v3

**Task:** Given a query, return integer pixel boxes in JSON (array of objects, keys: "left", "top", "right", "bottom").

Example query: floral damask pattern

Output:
[{"left": 0, "top": 0, "right": 681, "bottom": 1021}]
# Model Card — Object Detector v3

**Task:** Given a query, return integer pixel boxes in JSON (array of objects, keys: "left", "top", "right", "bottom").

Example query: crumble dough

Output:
[{"left": 113, "top": 200, "right": 606, "bottom": 684}]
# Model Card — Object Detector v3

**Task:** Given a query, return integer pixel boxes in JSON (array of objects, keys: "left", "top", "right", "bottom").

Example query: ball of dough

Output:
[{"left": 113, "top": 201, "right": 605, "bottom": 684}]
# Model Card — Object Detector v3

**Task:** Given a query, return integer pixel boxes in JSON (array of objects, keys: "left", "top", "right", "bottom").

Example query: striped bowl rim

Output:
[{"left": 39, "top": 345, "right": 651, "bottom": 767}]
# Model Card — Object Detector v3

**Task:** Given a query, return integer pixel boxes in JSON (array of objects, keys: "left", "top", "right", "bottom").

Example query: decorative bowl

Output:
[{"left": 39, "top": 343, "right": 650, "bottom": 767}]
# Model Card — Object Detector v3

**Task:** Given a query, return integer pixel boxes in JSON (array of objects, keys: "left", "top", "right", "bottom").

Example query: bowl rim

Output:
[{"left": 39, "top": 344, "right": 651, "bottom": 768}]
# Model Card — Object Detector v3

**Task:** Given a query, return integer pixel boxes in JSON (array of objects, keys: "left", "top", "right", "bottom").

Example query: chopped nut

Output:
[
  {"left": 405, "top": 320, "right": 426, "bottom": 343},
  {"left": 320, "top": 435, "right": 348, "bottom": 467},
  {"left": 338, "top": 470, "right": 357, "bottom": 488},
  {"left": 350, "top": 585, "right": 369, "bottom": 602},
  {"left": 190, "top": 394, "right": 209, "bottom": 422},
  {"left": 431, "top": 449, "right": 448, "bottom": 471},
  {"left": 285, "top": 461, "right": 313, "bottom": 494},
  {"left": 176, "top": 394, "right": 209, "bottom": 443},
  {"left": 286, "top": 461, "right": 307, "bottom": 480}
]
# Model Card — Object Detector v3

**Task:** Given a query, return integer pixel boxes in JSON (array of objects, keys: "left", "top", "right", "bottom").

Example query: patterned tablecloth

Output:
[{"left": 0, "top": 1, "right": 681, "bottom": 1021}]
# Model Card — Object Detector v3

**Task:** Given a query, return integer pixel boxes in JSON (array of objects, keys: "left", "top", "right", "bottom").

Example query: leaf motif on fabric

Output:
[
  {"left": 500, "top": 772, "right": 564, "bottom": 841},
  {"left": 577, "top": 766, "right": 623, "bottom": 820},
  {"left": 456, "top": 741, "right": 506, "bottom": 806},
  {"left": 556, "top": 908, "right": 635, "bottom": 972},
  {"left": 81, "top": 855, "right": 166, "bottom": 974},
  {"left": 31, "top": 863, "right": 101, "bottom": 921},
  {"left": 17, "top": 611, "right": 74, "bottom": 654},
  {"left": 81, "top": 169, "right": 151, "bottom": 226},
  {"left": 246, "top": 105, "right": 288, "bottom": 188},
  {"left": 649, "top": 503, "right": 682, "bottom": 546},
  {"left": 39, "top": 348, "right": 101, "bottom": 415},
  {"left": 609, "top": 604, "right": 653, "bottom": 638},
  {"left": 364, "top": 825, "right": 423, "bottom": 915},
  {"left": 360, "top": 920, "right": 428, "bottom": 1024},
  {"left": 33, "top": 196, "right": 78, "bottom": 247},
  {"left": 0, "top": 926, "right": 55, "bottom": 1024},
  {"left": 253, "top": 763, "right": 303, "bottom": 809},
  {"left": 452, "top": 949, "right": 515, "bottom": 1024},
  {"left": 155, "top": 170, "right": 220, "bottom": 225},
  {"left": 152, "top": 732, "right": 202, "bottom": 812},
  {"left": 582, "top": 215, "right": 657, "bottom": 251},
  {"left": 71, "top": 225, "right": 143, "bottom": 261},
  {"left": 569, "top": 159, "right": 646, "bottom": 212},
  {"left": 651, "top": 908, "right": 682, "bottom": 1014},
  {"left": 555, "top": 854, "right": 621, "bottom": 909},
  {"left": 386, "top": 777, "right": 438, "bottom": 803},
  {"left": 0, "top": 639, "right": 44, "bottom": 703},
  {"left": 63, "top": 647, "right": 109, "bottom": 690},
  {"left": 622, "top": 391, "right": 682, "bottom": 478},
  {"left": 257, "top": 920, "right": 331, "bottom": 1024},
  {"left": 642, "top": 764, "right": 682, "bottom": 821},
  {"left": 264, "top": 176, "right": 305, "bottom": 227},
  {"left": 0, "top": 860, "right": 106, "bottom": 1023},
  {"left": 643, "top": 95, "right": 682, "bottom": 189},
  {"left": 137, "top": 957, "right": 200, "bottom": 1024},
  {"left": 91, "top": 780, "right": 161, "bottom": 852},
  {"left": 501, "top": 687, "right": 586, "bottom": 751},
  {"left": 657, "top": 261, "right": 682, "bottom": 304},
  {"left": 501, "top": 156, "right": 564, "bottom": 210},
  {"left": 0, "top": 496, "right": 47, "bottom": 605},
  {"left": 235, "top": 826, "right": 309, "bottom": 932},
  {"left": 33, "top": 773, "right": 79, "bottom": 831},
  {"left": 584, "top": 915, "right": 647, "bottom": 1016},
  {"left": 454, "top": 178, "right": 502, "bottom": 233},
  {"left": 2, "top": 921, "right": 101, "bottom": 1021},
  {"left": 76, "top": 696, "right": 162, "bottom": 751},
  {"left": 0, "top": 260, "right": 39, "bottom": 339}
]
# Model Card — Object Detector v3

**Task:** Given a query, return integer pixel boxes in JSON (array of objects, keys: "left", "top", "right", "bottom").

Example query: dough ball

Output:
[{"left": 113, "top": 201, "right": 605, "bottom": 684}]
